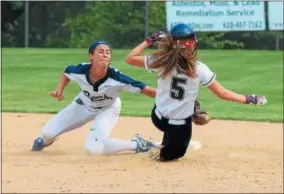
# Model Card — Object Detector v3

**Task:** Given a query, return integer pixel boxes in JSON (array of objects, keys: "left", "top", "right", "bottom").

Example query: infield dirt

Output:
[{"left": 2, "top": 113, "right": 283, "bottom": 193}]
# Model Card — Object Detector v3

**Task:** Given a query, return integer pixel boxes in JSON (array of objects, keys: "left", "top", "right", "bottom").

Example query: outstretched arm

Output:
[
  {"left": 140, "top": 86, "right": 156, "bottom": 98},
  {"left": 208, "top": 80, "right": 267, "bottom": 104},
  {"left": 49, "top": 73, "right": 70, "bottom": 101}
]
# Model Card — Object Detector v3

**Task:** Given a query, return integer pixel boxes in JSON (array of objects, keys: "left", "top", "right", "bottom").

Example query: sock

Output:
[
  {"left": 102, "top": 138, "right": 137, "bottom": 155},
  {"left": 40, "top": 135, "right": 56, "bottom": 146}
]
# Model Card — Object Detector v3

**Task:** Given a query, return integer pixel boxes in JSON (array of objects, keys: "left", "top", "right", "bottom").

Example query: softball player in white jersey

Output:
[
  {"left": 31, "top": 40, "right": 158, "bottom": 155},
  {"left": 125, "top": 23, "right": 267, "bottom": 162}
]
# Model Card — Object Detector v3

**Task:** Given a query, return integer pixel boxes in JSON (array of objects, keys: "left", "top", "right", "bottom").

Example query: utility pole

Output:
[
  {"left": 144, "top": 0, "right": 149, "bottom": 39},
  {"left": 24, "top": 0, "right": 29, "bottom": 48}
]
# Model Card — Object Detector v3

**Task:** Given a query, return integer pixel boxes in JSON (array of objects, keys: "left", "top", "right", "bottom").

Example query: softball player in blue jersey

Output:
[
  {"left": 31, "top": 40, "right": 158, "bottom": 155},
  {"left": 125, "top": 23, "right": 267, "bottom": 162}
]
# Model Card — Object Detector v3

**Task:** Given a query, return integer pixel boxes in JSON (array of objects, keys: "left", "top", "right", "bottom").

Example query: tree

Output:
[
  {"left": 2, "top": 1, "right": 88, "bottom": 47},
  {"left": 63, "top": 2, "right": 147, "bottom": 48},
  {"left": 1, "top": 1, "right": 24, "bottom": 32}
]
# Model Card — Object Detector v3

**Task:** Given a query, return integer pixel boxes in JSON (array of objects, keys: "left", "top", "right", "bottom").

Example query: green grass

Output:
[{"left": 2, "top": 48, "right": 283, "bottom": 122}]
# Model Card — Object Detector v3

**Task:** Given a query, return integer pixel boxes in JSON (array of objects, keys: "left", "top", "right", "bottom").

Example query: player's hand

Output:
[
  {"left": 145, "top": 31, "right": 166, "bottom": 45},
  {"left": 49, "top": 90, "right": 64, "bottom": 101},
  {"left": 245, "top": 94, "right": 267, "bottom": 105}
]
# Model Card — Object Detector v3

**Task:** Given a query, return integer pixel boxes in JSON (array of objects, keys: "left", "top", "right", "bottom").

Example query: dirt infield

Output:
[{"left": 2, "top": 112, "right": 283, "bottom": 193}]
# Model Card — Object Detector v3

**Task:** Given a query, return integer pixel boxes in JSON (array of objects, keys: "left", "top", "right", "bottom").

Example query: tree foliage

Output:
[{"left": 2, "top": 1, "right": 282, "bottom": 50}]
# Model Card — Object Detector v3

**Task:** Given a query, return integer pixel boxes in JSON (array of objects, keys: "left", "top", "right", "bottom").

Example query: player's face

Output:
[{"left": 89, "top": 44, "right": 111, "bottom": 68}]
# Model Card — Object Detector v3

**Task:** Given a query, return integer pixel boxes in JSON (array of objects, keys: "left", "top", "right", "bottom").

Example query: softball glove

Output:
[{"left": 192, "top": 100, "right": 210, "bottom": 126}]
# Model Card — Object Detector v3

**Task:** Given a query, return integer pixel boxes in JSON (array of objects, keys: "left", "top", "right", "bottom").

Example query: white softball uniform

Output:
[
  {"left": 144, "top": 56, "right": 216, "bottom": 121},
  {"left": 40, "top": 63, "right": 146, "bottom": 154}
]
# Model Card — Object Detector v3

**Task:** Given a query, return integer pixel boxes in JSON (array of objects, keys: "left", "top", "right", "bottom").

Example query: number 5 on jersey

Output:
[{"left": 170, "top": 77, "right": 187, "bottom": 100}]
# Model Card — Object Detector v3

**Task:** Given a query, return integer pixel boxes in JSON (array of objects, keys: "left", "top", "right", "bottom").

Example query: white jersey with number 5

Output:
[{"left": 144, "top": 56, "right": 216, "bottom": 120}]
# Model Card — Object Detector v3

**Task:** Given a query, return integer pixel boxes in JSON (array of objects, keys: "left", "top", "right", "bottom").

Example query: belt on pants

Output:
[{"left": 154, "top": 108, "right": 187, "bottom": 125}]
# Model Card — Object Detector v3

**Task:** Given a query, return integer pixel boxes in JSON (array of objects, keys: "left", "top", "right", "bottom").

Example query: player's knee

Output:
[
  {"left": 160, "top": 144, "right": 188, "bottom": 161},
  {"left": 174, "top": 143, "right": 189, "bottom": 158},
  {"left": 85, "top": 138, "right": 105, "bottom": 155}
]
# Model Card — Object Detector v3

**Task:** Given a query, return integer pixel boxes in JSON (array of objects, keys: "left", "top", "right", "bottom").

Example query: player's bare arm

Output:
[
  {"left": 49, "top": 73, "right": 70, "bottom": 101},
  {"left": 140, "top": 86, "right": 156, "bottom": 98},
  {"left": 208, "top": 80, "right": 267, "bottom": 104},
  {"left": 125, "top": 31, "right": 167, "bottom": 69},
  {"left": 124, "top": 41, "right": 148, "bottom": 67}
]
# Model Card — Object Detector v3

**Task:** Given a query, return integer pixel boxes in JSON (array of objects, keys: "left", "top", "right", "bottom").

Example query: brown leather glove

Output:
[{"left": 192, "top": 100, "right": 210, "bottom": 125}]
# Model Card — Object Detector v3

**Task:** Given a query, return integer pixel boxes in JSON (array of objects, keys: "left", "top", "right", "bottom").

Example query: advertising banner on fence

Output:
[
  {"left": 268, "top": 2, "right": 284, "bottom": 30},
  {"left": 166, "top": 1, "right": 265, "bottom": 32}
]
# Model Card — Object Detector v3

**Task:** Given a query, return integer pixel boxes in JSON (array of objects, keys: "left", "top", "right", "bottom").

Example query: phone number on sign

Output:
[{"left": 223, "top": 21, "right": 263, "bottom": 29}]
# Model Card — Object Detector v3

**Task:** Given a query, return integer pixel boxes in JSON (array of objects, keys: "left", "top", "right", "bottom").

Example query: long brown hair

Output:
[{"left": 148, "top": 33, "right": 197, "bottom": 79}]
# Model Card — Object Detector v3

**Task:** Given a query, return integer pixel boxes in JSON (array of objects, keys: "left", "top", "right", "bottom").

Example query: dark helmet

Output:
[{"left": 170, "top": 23, "right": 197, "bottom": 41}]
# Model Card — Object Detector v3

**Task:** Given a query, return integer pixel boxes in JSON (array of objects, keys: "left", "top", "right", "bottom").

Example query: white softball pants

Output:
[{"left": 40, "top": 97, "right": 136, "bottom": 155}]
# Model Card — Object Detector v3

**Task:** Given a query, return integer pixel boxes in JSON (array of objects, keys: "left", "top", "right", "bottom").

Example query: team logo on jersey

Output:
[{"left": 83, "top": 90, "right": 113, "bottom": 101}]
